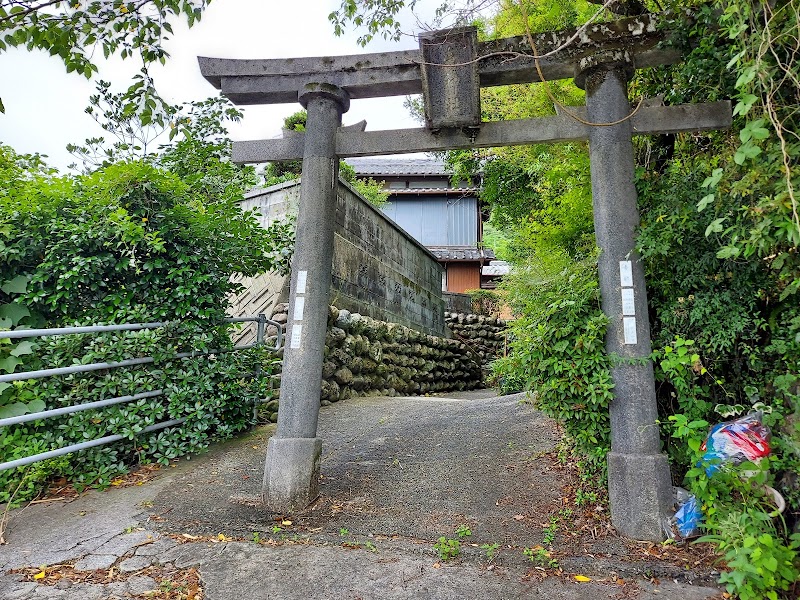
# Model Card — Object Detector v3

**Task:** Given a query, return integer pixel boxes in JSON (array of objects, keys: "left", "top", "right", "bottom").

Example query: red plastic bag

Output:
[{"left": 699, "top": 412, "right": 771, "bottom": 476}]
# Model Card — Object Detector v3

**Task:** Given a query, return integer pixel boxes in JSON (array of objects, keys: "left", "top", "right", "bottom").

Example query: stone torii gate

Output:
[{"left": 199, "top": 13, "right": 731, "bottom": 541}]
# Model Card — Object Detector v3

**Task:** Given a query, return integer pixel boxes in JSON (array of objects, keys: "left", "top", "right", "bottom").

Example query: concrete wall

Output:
[
  {"left": 233, "top": 178, "right": 447, "bottom": 338},
  {"left": 443, "top": 291, "right": 473, "bottom": 314}
]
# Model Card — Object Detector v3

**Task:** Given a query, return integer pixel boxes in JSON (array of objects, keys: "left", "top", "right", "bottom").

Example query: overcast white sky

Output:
[{"left": 0, "top": 0, "right": 434, "bottom": 171}]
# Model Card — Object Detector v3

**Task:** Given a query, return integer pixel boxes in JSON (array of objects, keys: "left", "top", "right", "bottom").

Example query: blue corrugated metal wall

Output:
[{"left": 382, "top": 196, "right": 477, "bottom": 246}]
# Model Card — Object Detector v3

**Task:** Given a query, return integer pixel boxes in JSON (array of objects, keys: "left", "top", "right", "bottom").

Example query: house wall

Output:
[
  {"left": 445, "top": 262, "right": 481, "bottom": 293},
  {"left": 381, "top": 195, "right": 478, "bottom": 246}
]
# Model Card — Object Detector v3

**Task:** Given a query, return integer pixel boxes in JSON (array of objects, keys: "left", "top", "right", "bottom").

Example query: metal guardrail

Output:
[{"left": 0, "top": 315, "right": 283, "bottom": 472}]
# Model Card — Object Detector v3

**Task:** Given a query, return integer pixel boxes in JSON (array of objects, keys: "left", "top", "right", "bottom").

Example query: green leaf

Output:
[
  {"left": 739, "top": 120, "right": 770, "bottom": 143},
  {"left": 697, "top": 194, "right": 715, "bottom": 212},
  {"left": 10, "top": 340, "right": 35, "bottom": 357},
  {"left": 0, "top": 303, "right": 30, "bottom": 326},
  {"left": 0, "top": 402, "right": 28, "bottom": 419},
  {"left": 735, "top": 65, "right": 757, "bottom": 88},
  {"left": 0, "top": 355, "right": 22, "bottom": 373},
  {"left": 732, "top": 94, "right": 757, "bottom": 117},
  {"left": 701, "top": 168, "right": 723, "bottom": 189},
  {"left": 1, "top": 275, "right": 29, "bottom": 294},
  {"left": 716, "top": 246, "right": 741, "bottom": 259},
  {"left": 705, "top": 218, "right": 726, "bottom": 237},
  {"left": 25, "top": 399, "right": 46, "bottom": 414}
]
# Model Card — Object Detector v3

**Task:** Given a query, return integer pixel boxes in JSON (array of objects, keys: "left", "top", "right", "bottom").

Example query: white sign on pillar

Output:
[
  {"left": 619, "top": 261, "right": 633, "bottom": 287},
  {"left": 296, "top": 270, "right": 308, "bottom": 294},
  {"left": 294, "top": 296, "right": 305, "bottom": 320},
  {"left": 620, "top": 261, "right": 637, "bottom": 345},
  {"left": 290, "top": 323, "right": 302, "bottom": 349},
  {"left": 290, "top": 269, "right": 308, "bottom": 349}
]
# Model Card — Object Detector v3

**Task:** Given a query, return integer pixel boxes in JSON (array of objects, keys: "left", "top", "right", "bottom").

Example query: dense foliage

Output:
[
  {"left": 0, "top": 144, "right": 291, "bottom": 504},
  {"left": 632, "top": 4, "right": 800, "bottom": 596}
]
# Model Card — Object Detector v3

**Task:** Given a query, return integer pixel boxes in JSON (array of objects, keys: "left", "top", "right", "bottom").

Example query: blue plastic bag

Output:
[{"left": 674, "top": 494, "right": 703, "bottom": 538}]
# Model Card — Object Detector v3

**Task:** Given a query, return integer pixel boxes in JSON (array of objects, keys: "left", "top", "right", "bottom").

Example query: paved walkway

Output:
[{"left": 0, "top": 390, "right": 723, "bottom": 599}]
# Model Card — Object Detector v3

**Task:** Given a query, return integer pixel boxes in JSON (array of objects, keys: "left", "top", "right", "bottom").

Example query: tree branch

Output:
[{"left": 0, "top": 0, "right": 64, "bottom": 24}]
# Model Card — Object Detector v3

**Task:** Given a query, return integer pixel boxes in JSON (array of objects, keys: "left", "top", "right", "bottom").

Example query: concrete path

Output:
[{"left": 0, "top": 390, "right": 723, "bottom": 599}]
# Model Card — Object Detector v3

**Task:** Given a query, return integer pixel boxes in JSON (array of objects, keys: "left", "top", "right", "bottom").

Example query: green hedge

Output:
[{"left": 0, "top": 151, "right": 290, "bottom": 503}]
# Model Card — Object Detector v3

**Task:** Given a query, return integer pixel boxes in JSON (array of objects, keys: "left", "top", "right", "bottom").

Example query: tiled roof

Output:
[
  {"left": 388, "top": 187, "right": 479, "bottom": 195},
  {"left": 428, "top": 247, "right": 496, "bottom": 261},
  {"left": 346, "top": 158, "right": 448, "bottom": 176}
]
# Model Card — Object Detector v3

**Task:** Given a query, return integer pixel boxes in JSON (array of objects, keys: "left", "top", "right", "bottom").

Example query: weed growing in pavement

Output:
[
  {"left": 434, "top": 537, "right": 461, "bottom": 560},
  {"left": 574, "top": 488, "right": 598, "bottom": 507},
  {"left": 542, "top": 516, "right": 559, "bottom": 546},
  {"left": 481, "top": 543, "right": 500, "bottom": 561},
  {"left": 434, "top": 524, "right": 472, "bottom": 561},
  {"left": 523, "top": 546, "right": 559, "bottom": 569}
]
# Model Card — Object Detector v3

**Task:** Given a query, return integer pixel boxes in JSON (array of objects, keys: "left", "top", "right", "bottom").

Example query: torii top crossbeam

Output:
[
  {"left": 199, "top": 13, "right": 729, "bottom": 164},
  {"left": 199, "top": 13, "right": 676, "bottom": 104}
]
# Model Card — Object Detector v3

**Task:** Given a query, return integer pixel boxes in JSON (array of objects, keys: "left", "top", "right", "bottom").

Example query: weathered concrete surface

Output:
[
  {"left": 233, "top": 101, "right": 732, "bottom": 162},
  {"left": 237, "top": 179, "right": 447, "bottom": 338},
  {"left": 200, "top": 13, "right": 682, "bottom": 104},
  {"left": 0, "top": 390, "right": 722, "bottom": 599},
  {"left": 263, "top": 84, "right": 347, "bottom": 512}
]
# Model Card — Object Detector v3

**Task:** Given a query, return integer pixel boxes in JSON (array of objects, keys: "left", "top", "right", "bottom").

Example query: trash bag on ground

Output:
[
  {"left": 673, "top": 494, "right": 703, "bottom": 538},
  {"left": 699, "top": 412, "right": 771, "bottom": 477},
  {"left": 667, "top": 412, "right": 772, "bottom": 539}
]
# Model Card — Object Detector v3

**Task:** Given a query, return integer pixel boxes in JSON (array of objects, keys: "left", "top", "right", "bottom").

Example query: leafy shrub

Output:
[
  {"left": 492, "top": 250, "right": 613, "bottom": 474},
  {"left": 670, "top": 415, "right": 800, "bottom": 600},
  {"left": 0, "top": 150, "right": 290, "bottom": 503},
  {"left": 465, "top": 288, "right": 501, "bottom": 317}
]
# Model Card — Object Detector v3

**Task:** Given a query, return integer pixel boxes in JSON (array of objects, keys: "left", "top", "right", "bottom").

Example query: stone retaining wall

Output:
[
  {"left": 444, "top": 311, "right": 508, "bottom": 365},
  {"left": 260, "top": 303, "right": 483, "bottom": 423},
  {"left": 442, "top": 291, "right": 473, "bottom": 314}
]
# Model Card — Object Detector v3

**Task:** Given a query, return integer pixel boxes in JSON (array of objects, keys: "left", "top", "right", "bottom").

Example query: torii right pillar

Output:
[{"left": 577, "top": 53, "right": 673, "bottom": 541}]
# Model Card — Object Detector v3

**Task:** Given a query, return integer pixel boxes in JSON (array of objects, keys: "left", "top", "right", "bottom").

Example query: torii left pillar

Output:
[{"left": 262, "top": 83, "right": 350, "bottom": 511}]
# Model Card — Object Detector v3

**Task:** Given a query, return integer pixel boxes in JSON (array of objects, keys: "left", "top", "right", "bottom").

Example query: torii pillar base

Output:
[{"left": 263, "top": 437, "right": 322, "bottom": 511}]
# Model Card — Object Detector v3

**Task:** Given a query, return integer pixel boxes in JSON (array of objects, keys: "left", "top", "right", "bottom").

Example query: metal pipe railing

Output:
[
  {"left": 0, "top": 389, "right": 164, "bottom": 428},
  {"left": 0, "top": 418, "right": 186, "bottom": 472},
  {"left": 0, "top": 313, "right": 282, "bottom": 472},
  {"left": 1, "top": 343, "right": 259, "bottom": 384},
  {"left": 0, "top": 317, "right": 283, "bottom": 384},
  {"left": 0, "top": 316, "right": 265, "bottom": 340}
]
